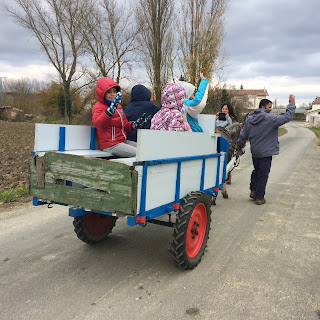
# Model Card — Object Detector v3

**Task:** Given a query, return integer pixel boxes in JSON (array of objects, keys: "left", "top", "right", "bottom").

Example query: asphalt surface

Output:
[{"left": 0, "top": 122, "right": 319, "bottom": 320}]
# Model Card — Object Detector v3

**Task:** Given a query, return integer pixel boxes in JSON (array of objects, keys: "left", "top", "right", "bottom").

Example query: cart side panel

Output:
[
  {"left": 219, "top": 153, "right": 226, "bottom": 185},
  {"left": 136, "top": 130, "right": 218, "bottom": 162},
  {"left": 180, "top": 159, "right": 202, "bottom": 196},
  {"left": 30, "top": 152, "right": 137, "bottom": 215},
  {"left": 145, "top": 163, "right": 177, "bottom": 211},
  {"left": 134, "top": 128, "right": 222, "bottom": 212},
  {"left": 203, "top": 157, "right": 218, "bottom": 190}
]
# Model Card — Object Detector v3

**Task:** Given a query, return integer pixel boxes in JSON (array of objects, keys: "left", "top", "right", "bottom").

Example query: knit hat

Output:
[
  {"left": 176, "top": 81, "right": 195, "bottom": 99},
  {"left": 161, "top": 83, "right": 186, "bottom": 111}
]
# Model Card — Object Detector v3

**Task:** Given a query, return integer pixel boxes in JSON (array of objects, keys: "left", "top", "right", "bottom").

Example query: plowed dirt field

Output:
[{"left": 0, "top": 122, "right": 35, "bottom": 191}]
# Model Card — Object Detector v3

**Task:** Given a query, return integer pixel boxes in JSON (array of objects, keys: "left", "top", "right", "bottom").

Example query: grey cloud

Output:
[
  {"left": 224, "top": 0, "right": 320, "bottom": 79},
  {"left": 0, "top": 9, "right": 48, "bottom": 66}
]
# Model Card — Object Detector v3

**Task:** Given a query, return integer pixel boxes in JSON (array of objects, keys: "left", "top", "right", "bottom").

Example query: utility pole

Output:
[{"left": 0, "top": 77, "right": 7, "bottom": 107}]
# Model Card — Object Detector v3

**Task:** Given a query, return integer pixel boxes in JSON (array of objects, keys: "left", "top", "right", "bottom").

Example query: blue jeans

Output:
[{"left": 250, "top": 156, "right": 272, "bottom": 199}]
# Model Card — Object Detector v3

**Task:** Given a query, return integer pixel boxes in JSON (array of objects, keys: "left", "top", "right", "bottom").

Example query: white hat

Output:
[{"left": 176, "top": 81, "right": 195, "bottom": 99}]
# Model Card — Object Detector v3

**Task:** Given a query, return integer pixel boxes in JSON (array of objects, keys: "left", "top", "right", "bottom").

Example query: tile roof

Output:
[
  {"left": 226, "top": 89, "right": 269, "bottom": 96},
  {"left": 312, "top": 97, "right": 320, "bottom": 104}
]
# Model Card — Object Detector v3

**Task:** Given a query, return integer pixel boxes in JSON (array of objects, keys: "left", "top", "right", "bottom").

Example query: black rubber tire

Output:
[
  {"left": 172, "top": 191, "right": 212, "bottom": 269},
  {"left": 73, "top": 213, "right": 117, "bottom": 244}
]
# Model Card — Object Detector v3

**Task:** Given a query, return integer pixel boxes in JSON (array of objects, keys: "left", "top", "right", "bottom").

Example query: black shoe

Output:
[{"left": 255, "top": 198, "right": 266, "bottom": 205}]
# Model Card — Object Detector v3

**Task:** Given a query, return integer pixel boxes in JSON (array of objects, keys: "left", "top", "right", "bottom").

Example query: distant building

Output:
[
  {"left": 305, "top": 97, "right": 320, "bottom": 127},
  {"left": 227, "top": 88, "right": 269, "bottom": 110}
]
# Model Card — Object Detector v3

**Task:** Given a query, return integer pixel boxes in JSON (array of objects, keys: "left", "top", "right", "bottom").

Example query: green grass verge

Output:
[
  {"left": 278, "top": 128, "right": 288, "bottom": 136},
  {"left": 309, "top": 127, "right": 320, "bottom": 146},
  {"left": 0, "top": 187, "right": 29, "bottom": 204},
  {"left": 309, "top": 127, "right": 320, "bottom": 138}
]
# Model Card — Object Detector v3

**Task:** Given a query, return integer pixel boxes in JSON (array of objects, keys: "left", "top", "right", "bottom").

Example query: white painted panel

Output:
[
  {"left": 145, "top": 163, "right": 177, "bottom": 211},
  {"left": 34, "top": 123, "right": 60, "bottom": 151},
  {"left": 135, "top": 163, "right": 178, "bottom": 213},
  {"left": 135, "top": 159, "right": 222, "bottom": 214},
  {"left": 33, "top": 150, "right": 112, "bottom": 158},
  {"left": 180, "top": 160, "right": 202, "bottom": 197},
  {"left": 59, "top": 150, "right": 112, "bottom": 157},
  {"left": 34, "top": 123, "right": 96, "bottom": 152},
  {"left": 197, "top": 114, "right": 216, "bottom": 135},
  {"left": 136, "top": 130, "right": 217, "bottom": 162},
  {"left": 219, "top": 153, "right": 226, "bottom": 185},
  {"left": 109, "top": 157, "right": 136, "bottom": 165},
  {"left": 204, "top": 157, "right": 218, "bottom": 190},
  {"left": 65, "top": 125, "right": 91, "bottom": 150}
]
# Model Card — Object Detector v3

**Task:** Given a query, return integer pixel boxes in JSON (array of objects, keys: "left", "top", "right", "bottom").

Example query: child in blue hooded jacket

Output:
[{"left": 177, "top": 72, "right": 209, "bottom": 132}]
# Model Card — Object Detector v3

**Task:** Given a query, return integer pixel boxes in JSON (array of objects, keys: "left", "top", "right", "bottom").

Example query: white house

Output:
[
  {"left": 305, "top": 97, "right": 320, "bottom": 127},
  {"left": 226, "top": 88, "right": 269, "bottom": 110}
]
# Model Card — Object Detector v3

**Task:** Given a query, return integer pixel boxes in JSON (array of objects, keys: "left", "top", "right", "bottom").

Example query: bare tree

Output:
[
  {"left": 136, "top": 0, "right": 175, "bottom": 105},
  {"left": 180, "top": 0, "right": 228, "bottom": 85},
  {"left": 3, "top": 78, "right": 45, "bottom": 113},
  {"left": 3, "top": 0, "right": 93, "bottom": 123},
  {"left": 83, "top": 0, "right": 138, "bottom": 84}
]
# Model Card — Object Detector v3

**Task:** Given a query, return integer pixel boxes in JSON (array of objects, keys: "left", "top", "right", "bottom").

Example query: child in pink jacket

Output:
[{"left": 150, "top": 83, "right": 190, "bottom": 131}]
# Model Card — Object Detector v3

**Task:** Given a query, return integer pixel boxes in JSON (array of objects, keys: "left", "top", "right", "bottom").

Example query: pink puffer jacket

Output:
[{"left": 150, "top": 83, "right": 191, "bottom": 131}]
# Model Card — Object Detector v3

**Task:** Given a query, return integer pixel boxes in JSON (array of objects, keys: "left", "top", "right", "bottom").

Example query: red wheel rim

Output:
[
  {"left": 186, "top": 203, "right": 207, "bottom": 258},
  {"left": 84, "top": 213, "right": 114, "bottom": 235}
]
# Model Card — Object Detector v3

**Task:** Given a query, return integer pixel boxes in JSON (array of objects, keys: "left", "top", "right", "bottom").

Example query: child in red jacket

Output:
[{"left": 92, "top": 77, "right": 149, "bottom": 157}]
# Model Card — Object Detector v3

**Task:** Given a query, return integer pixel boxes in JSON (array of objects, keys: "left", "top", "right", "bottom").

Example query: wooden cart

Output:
[{"left": 30, "top": 115, "right": 233, "bottom": 269}]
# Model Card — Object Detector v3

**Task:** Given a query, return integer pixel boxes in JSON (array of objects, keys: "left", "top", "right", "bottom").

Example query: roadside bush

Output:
[{"left": 71, "top": 109, "right": 93, "bottom": 126}]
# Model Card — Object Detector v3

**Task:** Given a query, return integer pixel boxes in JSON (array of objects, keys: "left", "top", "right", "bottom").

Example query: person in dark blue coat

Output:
[{"left": 124, "top": 84, "right": 160, "bottom": 142}]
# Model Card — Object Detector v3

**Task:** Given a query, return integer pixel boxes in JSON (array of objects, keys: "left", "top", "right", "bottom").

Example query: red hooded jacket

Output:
[{"left": 92, "top": 77, "right": 133, "bottom": 149}]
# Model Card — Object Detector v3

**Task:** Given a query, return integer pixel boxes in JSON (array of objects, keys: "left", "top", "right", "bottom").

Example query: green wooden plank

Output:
[
  {"left": 29, "top": 154, "right": 138, "bottom": 215},
  {"left": 44, "top": 152, "right": 132, "bottom": 192}
]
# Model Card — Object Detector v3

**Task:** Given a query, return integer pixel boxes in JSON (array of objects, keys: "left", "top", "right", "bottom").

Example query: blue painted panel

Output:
[
  {"left": 32, "top": 197, "right": 68, "bottom": 207},
  {"left": 175, "top": 162, "right": 181, "bottom": 204},
  {"left": 146, "top": 153, "right": 220, "bottom": 166},
  {"left": 69, "top": 207, "right": 86, "bottom": 217},
  {"left": 219, "top": 136, "right": 229, "bottom": 154},
  {"left": 219, "top": 136, "right": 230, "bottom": 183},
  {"left": 200, "top": 159, "right": 206, "bottom": 191},
  {"left": 59, "top": 127, "right": 66, "bottom": 152},
  {"left": 90, "top": 127, "right": 96, "bottom": 150},
  {"left": 215, "top": 156, "right": 221, "bottom": 187},
  {"left": 127, "top": 185, "right": 220, "bottom": 226},
  {"left": 139, "top": 163, "right": 148, "bottom": 216},
  {"left": 69, "top": 206, "right": 115, "bottom": 217},
  {"left": 33, "top": 197, "right": 46, "bottom": 206}
]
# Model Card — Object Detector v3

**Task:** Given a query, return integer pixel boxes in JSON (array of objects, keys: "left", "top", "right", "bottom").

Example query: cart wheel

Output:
[
  {"left": 73, "top": 212, "right": 117, "bottom": 244},
  {"left": 172, "top": 191, "right": 212, "bottom": 269}
]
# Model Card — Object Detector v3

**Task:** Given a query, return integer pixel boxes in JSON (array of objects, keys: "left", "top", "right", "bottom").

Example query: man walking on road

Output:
[{"left": 239, "top": 94, "right": 296, "bottom": 205}]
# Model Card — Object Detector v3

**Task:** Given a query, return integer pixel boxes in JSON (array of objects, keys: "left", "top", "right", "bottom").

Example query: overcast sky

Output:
[{"left": 0, "top": 0, "right": 319, "bottom": 106}]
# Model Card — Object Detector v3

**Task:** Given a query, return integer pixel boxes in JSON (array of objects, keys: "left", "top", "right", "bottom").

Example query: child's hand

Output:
[
  {"left": 200, "top": 72, "right": 204, "bottom": 80},
  {"left": 131, "top": 113, "right": 152, "bottom": 130},
  {"left": 106, "top": 92, "right": 122, "bottom": 116}
]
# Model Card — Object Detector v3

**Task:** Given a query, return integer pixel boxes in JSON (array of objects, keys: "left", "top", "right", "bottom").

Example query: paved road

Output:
[{"left": 1, "top": 122, "right": 319, "bottom": 320}]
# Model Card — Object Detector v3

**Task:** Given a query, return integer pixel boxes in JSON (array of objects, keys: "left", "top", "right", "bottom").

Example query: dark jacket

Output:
[
  {"left": 239, "top": 102, "right": 296, "bottom": 158},
  {"left": 124, "top": 85, "right": 160, "bottom": 141}
]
